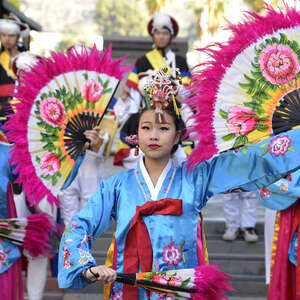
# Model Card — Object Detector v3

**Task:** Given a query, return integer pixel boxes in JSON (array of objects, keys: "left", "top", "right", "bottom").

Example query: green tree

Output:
[
  {"left": 144, "top": 0, "right": 172, "bottom": 16},
  {"left": 244, "top": 0, "right": 284, "bottom": 13},
  {"left": 94, "top": 0, "right": 148, "bottom": 36},
  {"left": 7, "top": 0, "right": 21, "bottom": 9},
  {"left": 54, "top": 33, "right": 90, "bottom": 53},
  {"left": 186, "top": 0, "right": 226, "bottom": 39}
]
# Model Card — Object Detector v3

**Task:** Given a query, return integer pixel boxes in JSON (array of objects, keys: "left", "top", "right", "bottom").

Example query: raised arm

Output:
[
  {"left": 255, "top": 170, "right": 300, "bottom": 210},
  {"left": 193, "top": 128, "right": 300, "bottom": 209}
]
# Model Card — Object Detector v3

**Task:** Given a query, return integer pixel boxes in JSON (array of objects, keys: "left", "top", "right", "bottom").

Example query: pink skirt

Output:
[{"left": 0, "top": 258, "right": 24, "bottom": 300}]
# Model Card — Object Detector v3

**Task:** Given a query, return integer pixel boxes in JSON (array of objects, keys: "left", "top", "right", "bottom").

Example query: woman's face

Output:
[{"left": 138, "top": 110, "right": 179, "bottom": 162}]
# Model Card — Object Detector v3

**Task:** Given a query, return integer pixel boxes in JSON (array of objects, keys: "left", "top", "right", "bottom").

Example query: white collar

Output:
[{"left": 139, "top": 158, "right": 172, "bottom": 200}]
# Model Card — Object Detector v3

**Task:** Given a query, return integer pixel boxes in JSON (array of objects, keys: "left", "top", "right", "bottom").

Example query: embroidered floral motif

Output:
[
  {"left": 259, "top": 187, "right": 271, "bottom": 198},
  {"left": 274, "top": 179, "right": 289, "bottom": 192},
  {"left": 63, "top": 246, "right": 71, "bottom": 269},
  {"left": 257, "top": 135, "right": 295, "bottom": 156},
  {"left": 162, "top": 238, "right": 183, "bottom": 267},
  {"left": 111, "top": 286, "right": 123, "bottom": 300},
  {"left": 77, "top": 235, "right": 93, "bottom": 264},
  {"left": 269, "top": 135, "right": 293, "bottom": 156},
  {"left": 0, "top": 242, "right": 10, "bottom": 270},
  {"left": 71, "top": 221, "right": 79, "bottom": 229}
]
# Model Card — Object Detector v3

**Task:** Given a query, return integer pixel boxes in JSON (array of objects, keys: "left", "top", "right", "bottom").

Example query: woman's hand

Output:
[
  {"left": 84, "top": 265, "right": 117, "bottom": 283},
  {"left": 83, "top": 126, "right": 101, "bottom": 152}
]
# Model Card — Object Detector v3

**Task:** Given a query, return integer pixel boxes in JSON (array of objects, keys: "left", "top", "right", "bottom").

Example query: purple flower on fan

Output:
[
  {"left": 259, "top": 44, "right": 299, "bottom": 85},
  {"left": 162, "top": 237, "right": 183, "bottom": 267},
  {"left": 268, "top": 135, "right": 291, "bottom": 156},
  {"left": 111, "top": 287, "right": 123, "bottom": 300},
  {"left": 226, "top": 105, "right": 258, "bottom": 136},
  {"left": 40, "top": 152, "right": 61, "bottom": 175},
  {"left": 40, "top": 97, "right": 65, "bottom": 127},
  {"left": 82, "top": 80, "right": 103, "bottom": 102}
]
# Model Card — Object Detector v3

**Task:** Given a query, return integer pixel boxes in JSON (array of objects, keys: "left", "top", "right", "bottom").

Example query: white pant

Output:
[
  {"left": 223, "top": 191, "right": 258, "bottom": 228},
  {"left": 264, "top": 208, "right": 277, "bottom": 284}
]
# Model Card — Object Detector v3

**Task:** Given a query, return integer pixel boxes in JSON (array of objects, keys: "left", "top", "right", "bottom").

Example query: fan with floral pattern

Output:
[
  {"left": 4, "top": 46, "right": 130, "bottom": 206},
  {"left": 187, "top": 4, "right": 300, "bottom": 167}
]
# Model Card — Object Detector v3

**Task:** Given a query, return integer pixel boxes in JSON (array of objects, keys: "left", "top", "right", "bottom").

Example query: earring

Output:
[{"left": 134, "top": 144, "right": 139, "bottom": 156}]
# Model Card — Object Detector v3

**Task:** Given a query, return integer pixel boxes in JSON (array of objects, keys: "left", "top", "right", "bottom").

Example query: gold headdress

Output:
[{"left": 144, "top": 65, "right": 182, "bottom": 123}]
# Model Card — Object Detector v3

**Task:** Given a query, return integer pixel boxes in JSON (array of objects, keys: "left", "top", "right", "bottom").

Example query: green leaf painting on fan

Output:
[{"left": 219, "top": 32, "right": 300, "bottom": 149}]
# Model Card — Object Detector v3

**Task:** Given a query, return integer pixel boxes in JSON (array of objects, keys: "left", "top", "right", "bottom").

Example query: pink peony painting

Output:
[
  {"left": 40, "top": 97, "right": 65, "bottom": 127},
  {"left": 40, "top": 152, "right": 61, "bottom": 176},
  {"left": 82, "top": 80, "right": 103, "bottom": 102},
  {"left": 259, "top": 44, "right": 299, "bottom": 85},
  {"left": 226, "top": 105, "right": 259, "bottom": 136}
]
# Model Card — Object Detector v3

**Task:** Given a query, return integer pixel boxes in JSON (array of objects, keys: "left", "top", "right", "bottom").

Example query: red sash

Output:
[
  {"left": 0, "top": 84, "right": 14, "bottom": 97},
  {"left": 123, "top": 198, "right": 182, "bottom": 300},
  {"left": 291, "top": 202, "right": 300, "bottom": 299}
]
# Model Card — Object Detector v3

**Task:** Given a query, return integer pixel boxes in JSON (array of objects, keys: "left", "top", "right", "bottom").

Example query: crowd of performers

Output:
[{"left": 1, "top": 7, "right": 300, "bottom": 300}]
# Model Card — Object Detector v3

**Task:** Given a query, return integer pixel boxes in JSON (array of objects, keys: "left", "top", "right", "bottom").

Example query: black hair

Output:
[{"left": 138, "top": 105, "right": 186, "bottom": 154}]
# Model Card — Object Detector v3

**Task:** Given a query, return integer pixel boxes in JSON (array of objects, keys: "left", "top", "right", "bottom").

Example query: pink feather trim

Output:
[
  {"left": 191, "top": 264, "right": 233, "bottom": 300},
  {"left": 186, "top": 3, "right": 300, "bottom": 167},
  {"left": 23, "top": 213, "right": 56, "bottom": 258},
  {"left": 4, "top": 45, "right": 131, "bottom": 207}
]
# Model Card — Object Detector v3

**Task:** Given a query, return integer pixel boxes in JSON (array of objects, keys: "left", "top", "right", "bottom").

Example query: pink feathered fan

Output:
[{"left": 187, "top": 4, "right": 300, "bottom": 167}]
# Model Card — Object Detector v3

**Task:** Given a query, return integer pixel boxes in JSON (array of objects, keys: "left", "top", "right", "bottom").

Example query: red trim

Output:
[
  {"left": 0, "top": 84, "right": 14, "bottom": 97},
  {"left": 113, "top": 148, "right": 131, "bottom": 166},
  {"left": 123, "top": 198, "right": 182, "bottom": 300},
  {"left": 125, "top": 79, "right": 138, "bottom": 91}
]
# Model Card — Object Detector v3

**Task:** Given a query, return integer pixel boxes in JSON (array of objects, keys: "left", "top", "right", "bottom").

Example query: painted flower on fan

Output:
[
  {"left": 152, "top": 275, "right": 169, "bottom": 285},
  {"left": 40, "top": 152, "right": 61, "bottom": 176},
  {"left": 226, "top": 105, "right": 259, "bottom": 136},
  {"left": 259, "top": 44, "right": 299, "bottom": 85},
  {"left": 82, "top": 80, "right": 103, "bottom": 102},
  {"left": 268, "top": 135, "right": 291, "bottom": 156},
  {"left": 40, "top": 97, "right": 65, "bottom": 127},
  {"left": 162, "top": 237, "right": 183, "bottom": 267}
]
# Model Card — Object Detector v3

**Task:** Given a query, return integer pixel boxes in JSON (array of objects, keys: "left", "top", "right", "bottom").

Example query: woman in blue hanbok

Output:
[
  {"left": 0, "top": 139, "right": 24, "bottom": 299},
  {"left": 58, "top": 74, "right": 300, "bottom": 300}
]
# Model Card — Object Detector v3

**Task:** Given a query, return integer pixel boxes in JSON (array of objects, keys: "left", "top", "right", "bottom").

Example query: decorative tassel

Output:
[
  {"left": 172, "top": 94, "right": 180, "bottom": 117},
  {"left": 155, "top": 110, "right": 166, "bottom": 124},
  {"left": 144, "top": 89, "right": 151, "bottom": 109},
  {"left": 134, "top": 144, "right": 139, "bottom": 156}
]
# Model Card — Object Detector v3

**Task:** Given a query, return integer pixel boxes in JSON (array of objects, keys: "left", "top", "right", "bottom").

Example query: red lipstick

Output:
[{"left": 148, "top": 144, "right": 160, "bottom": 150}]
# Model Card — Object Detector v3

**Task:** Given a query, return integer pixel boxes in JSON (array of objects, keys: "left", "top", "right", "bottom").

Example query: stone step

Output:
[
  {"left": 206, "top": 238, "right": 265, "bottom": 254},
  {"left": 62, "top": 294, "right": 103, "bottom": 300},
  {"left": 203, "top": 219, "right": 264, "bottom": 236},
  {"left": 228, "top": 275, "right": 268, "bottom": 297},
  {"left": 64, "top": 282, "right": 104, "bottom": 294}
]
